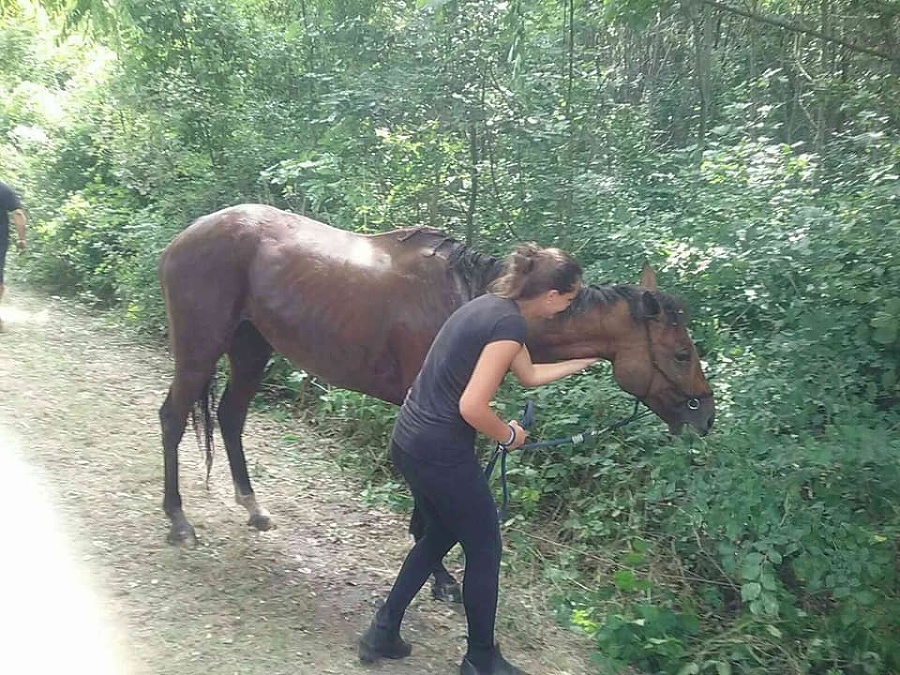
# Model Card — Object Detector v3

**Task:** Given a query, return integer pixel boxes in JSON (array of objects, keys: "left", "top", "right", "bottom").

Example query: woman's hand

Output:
[
  {"left": 504, "top": 420, "right": 528, "bottom": 450},
  {"left": 573, "top": 357, "right": 600, "bottom": 371}
]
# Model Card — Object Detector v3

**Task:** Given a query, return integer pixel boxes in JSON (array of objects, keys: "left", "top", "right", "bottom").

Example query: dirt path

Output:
[{"left": 0, "top": 288, "right": 597, "bottom": 675}]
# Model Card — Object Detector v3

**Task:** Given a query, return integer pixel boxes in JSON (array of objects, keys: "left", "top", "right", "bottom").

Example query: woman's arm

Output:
[
  {"left": 459, "top": 340, "right": 528, "bottom": 449},
  {"left": 11, "top": 209, "right": 26, "bottom": 251},
  {"left": 509, "top": 345, "right": 598, "bottom": 388}
]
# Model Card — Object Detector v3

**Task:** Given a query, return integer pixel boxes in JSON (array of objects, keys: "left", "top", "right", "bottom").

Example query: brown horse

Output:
[{"left": 159, "top": 204, "right": 715, "bottom": 564}]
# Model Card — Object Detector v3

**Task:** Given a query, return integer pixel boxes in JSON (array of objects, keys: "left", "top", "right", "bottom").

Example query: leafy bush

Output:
[{"left": 26, "top": 186, "right": 136, "bottom": 303}]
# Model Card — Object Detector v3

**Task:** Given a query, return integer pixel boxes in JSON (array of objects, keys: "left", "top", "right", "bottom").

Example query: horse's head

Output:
[
  {"left": 528, "top": 264, "right": 715, "bottom": 436},
  {"left": 607, "top": 264, "right": 715, "bottom": 435}
]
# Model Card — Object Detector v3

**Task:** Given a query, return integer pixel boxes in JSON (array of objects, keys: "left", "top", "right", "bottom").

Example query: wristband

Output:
[{"left": 501, "top": 424, "right": 516, "bottom": 447}]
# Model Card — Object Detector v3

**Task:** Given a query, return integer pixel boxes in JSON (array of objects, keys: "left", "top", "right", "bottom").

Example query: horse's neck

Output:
[{"left": 527, "top": 301, "right": 631, "bottom": 364}]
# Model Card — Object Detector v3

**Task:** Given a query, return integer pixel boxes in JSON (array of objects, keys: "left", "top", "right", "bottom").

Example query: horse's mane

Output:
[
  {"left": 397, "top": 227, "right": 505, "bottom": 298},
  {"left": 568, "top": 284, "right": 688, "bottom": 325},
  {"left": 394, "top": 228, "right": 686, "bottom": 322}
]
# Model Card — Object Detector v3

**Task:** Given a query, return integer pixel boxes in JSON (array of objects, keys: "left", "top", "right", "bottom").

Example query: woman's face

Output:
[{"left": 541, "top": 287, "right": 580, "bottom": 318}]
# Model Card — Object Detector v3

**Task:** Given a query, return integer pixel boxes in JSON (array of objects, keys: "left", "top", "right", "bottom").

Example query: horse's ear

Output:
[
  {"left": 640, "top": 262, "right": 658, "bottom": 290},
  {"left": 641, "top": 290, "right": 661, "bottom": 318}
]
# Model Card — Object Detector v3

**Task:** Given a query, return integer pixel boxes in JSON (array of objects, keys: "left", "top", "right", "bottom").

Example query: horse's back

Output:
[
  {"left": 161, "top": 205, "right": 336, "bottom": 267},
  {"left": 159, "top": 204, "right": 364, "bottom": 310},
  {"left": 160, "top": 204, "right": 433, "bottom": 277}
]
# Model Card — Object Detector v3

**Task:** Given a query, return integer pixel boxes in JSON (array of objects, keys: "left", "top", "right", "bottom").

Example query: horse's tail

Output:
[{"left": 190, "top": 376, "right": 217, "bottom": 486}]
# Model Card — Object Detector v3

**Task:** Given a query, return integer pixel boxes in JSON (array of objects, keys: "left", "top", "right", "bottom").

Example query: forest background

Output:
[{"left": 1, "top": 0, "right": 898, "bottom": 672}]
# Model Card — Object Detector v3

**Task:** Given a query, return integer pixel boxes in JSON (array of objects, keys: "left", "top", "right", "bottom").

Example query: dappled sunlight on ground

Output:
[
  {"left": 0, "top": 422, "right": 137, "bottom": 675},
  {"left": 0, "top": 302, "right": 50, "bottom": 328}
]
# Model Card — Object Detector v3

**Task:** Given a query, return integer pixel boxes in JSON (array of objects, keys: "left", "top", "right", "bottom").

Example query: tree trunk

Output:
[{"left": 685, "top": 0, "right": 714, "bottom": 153}]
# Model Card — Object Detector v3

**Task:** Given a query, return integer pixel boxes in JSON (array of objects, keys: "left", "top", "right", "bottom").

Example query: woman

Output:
[
  {"left": 0, "top": 180, "right": 27, "bottom": 331},
  {"left": 358, "top": 243, "right": 598, "bottom": 675}
]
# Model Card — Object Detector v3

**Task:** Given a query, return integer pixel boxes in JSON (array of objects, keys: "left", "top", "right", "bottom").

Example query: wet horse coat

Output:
[{"left": 159, "top": 204, "right": 715, "bottom": 553}]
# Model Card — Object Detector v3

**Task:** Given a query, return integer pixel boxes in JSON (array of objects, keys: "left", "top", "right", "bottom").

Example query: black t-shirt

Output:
[
  {"left": 392, "top": 293, "right": 527, "bottom": 464},
  {"left": 0, "top": 181, "right": 23, "bottom": 243}
]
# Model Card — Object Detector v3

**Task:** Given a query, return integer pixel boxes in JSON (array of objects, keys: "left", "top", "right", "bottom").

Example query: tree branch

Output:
[{"left": 698, "top": 0, "right": 899, "bottom": 63}]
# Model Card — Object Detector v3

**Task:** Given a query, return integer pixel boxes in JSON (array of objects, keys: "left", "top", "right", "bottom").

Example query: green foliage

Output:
[
  {"left": 314, "top": 385, "right": 397, "bottom": 477},
  {"left": 26, "top": 185, "right": 135, "bottom": 303}
]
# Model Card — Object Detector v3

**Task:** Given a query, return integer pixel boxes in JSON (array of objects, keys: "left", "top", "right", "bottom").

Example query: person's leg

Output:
[
  {"left": 421, "top": 458, "right": 528, "bottom": 674},
  {"left": 434, "top": 461, "right": 502, "bottom": 668},
  {"left": 361, "top": 442, "right": 526, "bottom": 672},
  {"left": 382, "top": 447, "right": 506, "bottom": 668},
  {"left": 378, "top": 448, "right": 459, "bottom": 625},
  {"left": 0, "top": 240, "right": 7, "bottom": 330},
  {"left": 359, "top": 443, "right": 458, "bottom": 662}
]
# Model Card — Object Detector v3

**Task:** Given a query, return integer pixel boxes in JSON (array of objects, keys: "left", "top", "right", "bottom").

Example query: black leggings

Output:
[
  {"left": 381, "top": 441, "right": 502, "bottom": 659},
  {"left": 0, "top": 237, "right": 8, "bottom": 285}
]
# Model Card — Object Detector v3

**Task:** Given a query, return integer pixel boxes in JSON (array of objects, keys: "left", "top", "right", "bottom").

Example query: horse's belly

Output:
[{"left": 253, "top": 311, "right": 403, "bottom": 402}]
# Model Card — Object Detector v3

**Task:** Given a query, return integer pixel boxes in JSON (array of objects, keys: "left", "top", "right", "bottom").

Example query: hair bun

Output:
[
  {"left": 513, "top": 243, "right": 540, "bottom": 274},
  {"left": 513, "top": 252, "right": 535, "bottom": 274},
  {"left": 489, "top": 241, "right": 582, "bottom": 301}
]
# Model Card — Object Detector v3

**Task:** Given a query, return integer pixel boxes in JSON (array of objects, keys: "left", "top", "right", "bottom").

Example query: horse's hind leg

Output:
[
  {"left": 218, "top": 321, "right": 274, "bottom": 531},
  {"left": 409, "top": 503, "right": 462, "bottom": 603},
  {"left": 161, "top": 368, "right": 216, "bottom": 546}
]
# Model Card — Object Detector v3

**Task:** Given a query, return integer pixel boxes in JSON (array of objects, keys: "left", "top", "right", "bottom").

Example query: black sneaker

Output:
[
  {"left": 358, "top": 620, "right": 412, "bottom": 663},
  {"left": 459, "top": 646, "right": 530, "bottom": 674}
]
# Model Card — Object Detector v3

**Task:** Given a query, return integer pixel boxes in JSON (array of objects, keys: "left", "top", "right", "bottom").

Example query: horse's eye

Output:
[{"left": 674, "top": 351, "right": 692, "bottom": 363}]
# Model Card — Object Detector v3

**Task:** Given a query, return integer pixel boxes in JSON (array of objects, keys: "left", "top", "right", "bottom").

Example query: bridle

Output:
[{"left": 640, "top": 319, "right": 713, "bottom": 413}]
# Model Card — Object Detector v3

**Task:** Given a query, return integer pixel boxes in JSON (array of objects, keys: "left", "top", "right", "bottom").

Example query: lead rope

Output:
[
  {"left": 485, "top": 398, "right": 649, "bottom": 519},
  {"left": 484, "top": 399, "right": 534, "bottom": 519}
]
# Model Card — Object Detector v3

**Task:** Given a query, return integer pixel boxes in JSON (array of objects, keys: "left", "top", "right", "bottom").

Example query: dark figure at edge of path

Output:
[
  {"left": 358, "top": 243, "right": 598, "bottom": 675},
  {"left": 0, "top": 179, "right": 28, "bottom": 331}
]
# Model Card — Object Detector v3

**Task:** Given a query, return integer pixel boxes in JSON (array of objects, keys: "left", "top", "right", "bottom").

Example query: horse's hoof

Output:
[
  {"left": 167, "top": 525, "right": 198, "bottom": 547},
  {"left": 248, "top": 513, "right": 275, "bottom": 531},
  {"left": 431, "top": 581, "right": 463, "bottom": 603}
]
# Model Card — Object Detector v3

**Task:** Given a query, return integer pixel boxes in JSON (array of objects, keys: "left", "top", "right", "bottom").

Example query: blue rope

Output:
[
  {"left": 484, "top": 399, "right": 533, "bottom": 520},
  {"left": 485, "top": 398, "right": 648, "bottom": 519}
]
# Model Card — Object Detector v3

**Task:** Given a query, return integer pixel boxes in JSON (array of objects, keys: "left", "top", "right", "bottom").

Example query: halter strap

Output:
[{"left": 640, "top": 320, "right": 712, "bottom": 410}]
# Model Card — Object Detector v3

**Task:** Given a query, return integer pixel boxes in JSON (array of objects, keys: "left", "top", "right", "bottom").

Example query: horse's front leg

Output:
[
  {"left": 430, "top": 562, "right": 463, "bottom": 603},
  {"left": 219, "top": 384, "right": 274, "bottom": 532},
  {"left": 409, "top": 504, "right": 462, "bottom": 603}
]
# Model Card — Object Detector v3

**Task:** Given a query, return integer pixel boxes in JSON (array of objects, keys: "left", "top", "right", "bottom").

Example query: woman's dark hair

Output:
[{"left": 489, "top": 242, "right": 582, "bottom": 300}]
